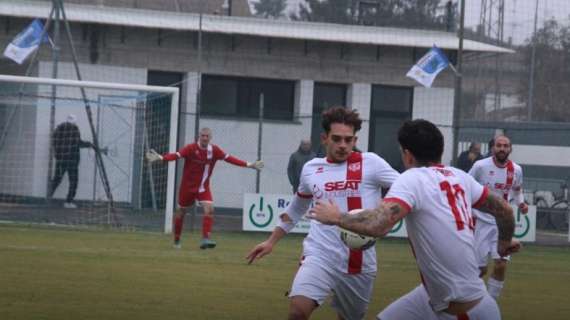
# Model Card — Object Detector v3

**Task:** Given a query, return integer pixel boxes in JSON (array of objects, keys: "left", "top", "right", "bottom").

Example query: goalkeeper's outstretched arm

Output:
[{"left": 145, "top": 149, "right": 179, "bottom": 162}]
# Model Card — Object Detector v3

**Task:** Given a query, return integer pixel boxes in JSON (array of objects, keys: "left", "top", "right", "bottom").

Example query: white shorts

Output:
[
  {"left": 289, "top": 256, "right": 375, "bottom": 320},
  {"left": 377, "top": 285, "right": 501, "bottom": 320},
  {"left": 474, "top": 220, "right": 510, "bottom": 267}
]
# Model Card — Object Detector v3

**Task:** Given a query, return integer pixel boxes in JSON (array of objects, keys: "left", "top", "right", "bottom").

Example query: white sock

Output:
[{"left": 487, "top": 277, "right": 504, "bottom": 299}]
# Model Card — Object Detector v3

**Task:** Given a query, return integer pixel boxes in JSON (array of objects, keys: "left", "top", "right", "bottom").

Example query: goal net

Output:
[{"left": 0, "top": 75, "right": 179, "bottom": 232}]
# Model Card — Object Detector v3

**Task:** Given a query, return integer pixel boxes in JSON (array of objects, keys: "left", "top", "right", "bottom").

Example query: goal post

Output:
[{"left": 0, "top": 74, "right": 179, "bottom": 233}]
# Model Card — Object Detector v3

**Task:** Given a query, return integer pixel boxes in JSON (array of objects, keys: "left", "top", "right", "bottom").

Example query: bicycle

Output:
[{"left": 535, "top": 179, "right": 569, "bottom": 232}]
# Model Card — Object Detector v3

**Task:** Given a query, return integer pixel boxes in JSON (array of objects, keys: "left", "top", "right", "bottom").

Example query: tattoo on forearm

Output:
[
  {"left": 478, "top": 193, "right": 515, "bottom": 241},
  {"left": 338, "top": 202, "right": 401, "bottom": 238}
]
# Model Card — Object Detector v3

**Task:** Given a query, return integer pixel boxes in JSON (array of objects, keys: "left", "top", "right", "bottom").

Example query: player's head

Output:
[
  {"left": 469, "top": 142, "right": 481, "bottom": 154},
  {"left": 397, "top": 119, "right": 444, "bottom": 169},
  {"left": 299, "top": 139, "right": 312, "bottom": 152},
  {"left": 492, "top": 135, "right": 511, "bottom": 164},
  {"left": 321, "top": 107, "right": 362, "bottom": 163},
  {"left": 198, "top": 127, "right": 212, "bottom": 147}
]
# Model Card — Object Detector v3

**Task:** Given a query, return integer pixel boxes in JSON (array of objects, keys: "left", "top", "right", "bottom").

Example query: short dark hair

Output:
[
  {"left": 398, "top": 119, "right": 444, "bottom": 163},
  {"left": 321, "top": 107, "right": 362, "bottom": 134}
]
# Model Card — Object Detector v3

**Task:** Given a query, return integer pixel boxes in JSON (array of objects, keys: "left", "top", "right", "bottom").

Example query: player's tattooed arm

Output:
[
  {"left": 338, "top": 201, "right": 409, "bottom": 238},
  {"left": 476, "top": 193, "right": 515, "bottom": 241}
]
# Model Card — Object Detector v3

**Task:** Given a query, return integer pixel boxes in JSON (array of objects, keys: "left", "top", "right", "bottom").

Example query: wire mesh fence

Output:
[{"left": 0, "top": 0, "right": 568, "bottom": 244}]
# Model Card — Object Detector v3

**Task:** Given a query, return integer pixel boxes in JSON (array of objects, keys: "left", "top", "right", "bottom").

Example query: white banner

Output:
[
  {"left": 243, "top": 194, "right": 536, "bottom": 243},
  {"left": 514, "top": 205, "right": 536, "bottom": 242},
  {"left": 242, "top": 193, "right": 310, "bottom": 233}
]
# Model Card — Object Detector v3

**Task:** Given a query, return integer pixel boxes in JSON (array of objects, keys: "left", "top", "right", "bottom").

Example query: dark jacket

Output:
[
  {"left": 287, "top": 146, "right": 316, "bottom": 192},
  {"left": 456, "top": 150, "right": 483, "bottom": 172},
  {"left": 52, "top": 122, "right": 92, "bottom": 162}
]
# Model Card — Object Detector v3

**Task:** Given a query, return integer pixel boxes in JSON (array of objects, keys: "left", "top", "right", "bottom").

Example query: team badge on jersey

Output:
[
  {"left": 348, "top": 162, "right": 361, "bottom": 172},
  {"left": 315, "top": 167, "right": 324, "bottom": 174}
]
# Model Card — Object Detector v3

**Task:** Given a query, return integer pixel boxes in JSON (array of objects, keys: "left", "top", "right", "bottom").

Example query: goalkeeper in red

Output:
[{"left": 146, "top": 127, "right": 263, "bottom": 249}]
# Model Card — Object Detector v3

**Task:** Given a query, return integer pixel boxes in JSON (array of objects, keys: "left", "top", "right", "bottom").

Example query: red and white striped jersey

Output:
[
  {"left": 285, "top": 152, "right": 399, "bottom": 275},
  {"left": 163, "top": 143, "right": 247, "bottom": 193},
  {"left": 384, "top": 165, "right": 488, "bottom": 312},
  {"left": 469, "top": 157, "right": 524, "bottom": 224}
]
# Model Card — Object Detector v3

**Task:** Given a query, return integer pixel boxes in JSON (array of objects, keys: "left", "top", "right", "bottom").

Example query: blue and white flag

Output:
[
  {"left": 406, "top": 45, "right": 450, "bottom": 88},
  {"left": 3, "top": 19, "right": 49, "bottom": 65}
]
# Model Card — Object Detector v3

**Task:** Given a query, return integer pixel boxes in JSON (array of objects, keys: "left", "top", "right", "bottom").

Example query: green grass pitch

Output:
[{"left": 1, "top": 224, "right": 569, "bottom": 319}]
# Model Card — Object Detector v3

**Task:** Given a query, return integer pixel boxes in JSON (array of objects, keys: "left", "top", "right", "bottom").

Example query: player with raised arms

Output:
[
  {"left": 146, "top": 127, "right": 263, "bottom": 249},
  {"left": 246, "top": 107, "right": 399, "bottom": 320},
  {"left": 309, "top": 119, "right": 520, "bottom": 320}
]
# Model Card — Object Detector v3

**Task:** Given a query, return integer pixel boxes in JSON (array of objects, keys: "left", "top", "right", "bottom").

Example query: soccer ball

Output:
[{"left": 339, "top": 209, "right": 376, "bottom": 250}]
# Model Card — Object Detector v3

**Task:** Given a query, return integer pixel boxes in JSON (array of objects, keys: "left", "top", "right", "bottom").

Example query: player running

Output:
[
  {"left": 309, "top": 119, "right": 519, "bottom": 320},
  {"left": 246, "top": 107, "right": 399, "bottom": 320},
  {"left": 146, "top": 127, "right": 263, "bottom": 249},
  {"left": 469, "top": 135, "right": 527, "bottom": 299}
]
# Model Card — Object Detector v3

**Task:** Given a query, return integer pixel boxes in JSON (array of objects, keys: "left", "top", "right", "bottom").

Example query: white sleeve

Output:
[
  {"left": 464, "top": 172, "right": 488, "bottom": 207},
  {"left": 384, "top": 170, "right": 417, "bottom": 211},
  {"left": 512, "top": 166, "right": 525, "bottom": 205},
  {"left": 277, "top": 164, "right": 313, "bottom": 233},
  {"left": 276, "top": 195, "right": 312, "bottom": 233},
  {"left": 371, "top": 154, "right": 400, "bottom": 188}
]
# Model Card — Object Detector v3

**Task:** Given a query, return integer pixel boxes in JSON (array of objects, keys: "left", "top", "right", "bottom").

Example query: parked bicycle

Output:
[{"left": 535, "top": 179, "right": 569, "bottom": 232}]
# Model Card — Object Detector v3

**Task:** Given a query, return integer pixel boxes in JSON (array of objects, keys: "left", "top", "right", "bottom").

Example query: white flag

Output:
[
  {"left": 406, "top": 45, "right": 450, "bottom": 88},
  {"left": 3, "top": 19, "right": 48, "bottom": 65}
]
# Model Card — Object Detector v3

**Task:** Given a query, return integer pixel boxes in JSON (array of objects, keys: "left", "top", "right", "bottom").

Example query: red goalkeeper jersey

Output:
[{"left": 162, "top": 143, "right": 247, "bottom": 193}]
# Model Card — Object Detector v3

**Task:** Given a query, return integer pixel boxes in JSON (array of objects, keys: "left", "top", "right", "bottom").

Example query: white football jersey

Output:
[
  {"left": 469, "top": 157, "right": 523, "bottom": 224},
  {"left": 287, "top": 152, "right": 399, "bottom": 274},
  {"left": 385, "top": 165, "right": 488, "bottom": 312}
]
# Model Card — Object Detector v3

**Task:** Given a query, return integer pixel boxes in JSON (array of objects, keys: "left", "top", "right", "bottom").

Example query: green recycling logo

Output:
[
  {"left": 514, "top": 207, "right": 530, "bottom": 238},
  {"left": 249, "top": 196, "right": 274, "bottom": 228},
  {"left": 389, "top": 219, "right": 404, "bottom": 234}
]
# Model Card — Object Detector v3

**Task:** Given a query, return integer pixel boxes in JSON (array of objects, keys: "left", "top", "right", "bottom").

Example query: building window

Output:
[
  {"left": 311, "top": 82, "right": 347, "bottom": 156},
  {"left": 369, "top": 85, "right": 413, "bottom": 171},
  {"left": 202, "top": 75, "right": 295, "bottom": 121}
]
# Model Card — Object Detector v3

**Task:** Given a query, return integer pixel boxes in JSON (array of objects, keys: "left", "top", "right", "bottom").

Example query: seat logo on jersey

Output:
[
  {"left": 324, "top": 180, "right": 361, "bottom": 191},
  {"left": 494, "top": 183, "right": 513, "bottom": 191},
  {"left": 348, "top": 163, "right": 361, "bottom": 172},
  {"left": 489, "top": 170, "right": 495, "bottom": 176}
]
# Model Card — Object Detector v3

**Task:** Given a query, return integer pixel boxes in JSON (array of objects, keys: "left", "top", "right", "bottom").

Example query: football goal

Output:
[{"left": 0, "top": 74, "right": 179, "bottom": 233}]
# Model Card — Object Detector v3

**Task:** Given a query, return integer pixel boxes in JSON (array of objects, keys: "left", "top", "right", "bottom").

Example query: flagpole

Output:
[
  {"left": 46, "top": 0, "right": 62, "bottom": 200},
  {"left": 451, "top": 0, "right": 465, "bottom": 167}
]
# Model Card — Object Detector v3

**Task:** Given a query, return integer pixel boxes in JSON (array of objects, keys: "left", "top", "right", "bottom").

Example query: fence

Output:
[{"left": 0, "top": 0, "right": 568, "bottom": 244}]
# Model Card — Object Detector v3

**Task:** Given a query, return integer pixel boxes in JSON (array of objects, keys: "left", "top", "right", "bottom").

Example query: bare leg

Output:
[{"left": 288, "top": 296, "right": 319, "bottom": 320}]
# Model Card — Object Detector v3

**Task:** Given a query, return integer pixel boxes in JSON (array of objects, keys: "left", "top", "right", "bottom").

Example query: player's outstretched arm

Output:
[
  {"left": 246, "top": 226, "right": 287, "bottom": 264},
  {"left": 145, "top": 149, "right": 163, "bottom": 163},
  {"left": 475, "top": 193, "right": 520, "bottom": 256},
  {"left": 308, "top": 200, "right": 409, "bottom": 238},
  {"left": 247, "top": 160, "right": 264, "bottom": 170}
]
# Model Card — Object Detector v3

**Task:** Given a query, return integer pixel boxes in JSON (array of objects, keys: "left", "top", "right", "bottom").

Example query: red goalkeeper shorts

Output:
[{"left": 178, "top": 188, "right": 213, "bottom": 208}]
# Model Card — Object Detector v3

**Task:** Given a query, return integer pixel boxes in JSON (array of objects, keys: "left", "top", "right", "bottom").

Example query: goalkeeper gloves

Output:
[
  {"left": 146, "top": 149, "right": 163, "bottom": 163},
  {"left": 247, "top": 160, "right": 264, "bottom": 170}
]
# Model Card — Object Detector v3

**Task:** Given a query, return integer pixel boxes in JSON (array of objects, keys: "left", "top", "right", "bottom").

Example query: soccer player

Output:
[
  {"left": 308, "top": 119, "right": 520, "bottom": 320},
  {"left": 146, "top": 127, "right": 263, "bottom": 249},
  {"left": 246, "top": 107, "right": 399, "bottom": 320},
  {"left": 469, "top": 135, "right": 528, "bottom": 299}
]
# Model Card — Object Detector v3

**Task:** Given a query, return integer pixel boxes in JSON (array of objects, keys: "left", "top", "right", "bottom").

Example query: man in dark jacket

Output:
[
  {"left": 456, "top": 142, "right": 483, "bottom": 172},
  {"left": 287, "top": 140, "right": 316, "bottom": 193},
  {"left": 48, "top": 114, "right": 95, "bottom": 208}
]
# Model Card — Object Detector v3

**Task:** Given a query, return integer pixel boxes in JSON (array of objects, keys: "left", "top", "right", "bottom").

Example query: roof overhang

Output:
[{"left": 0, "top": 1, "right": 514, "bottom": 54}]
